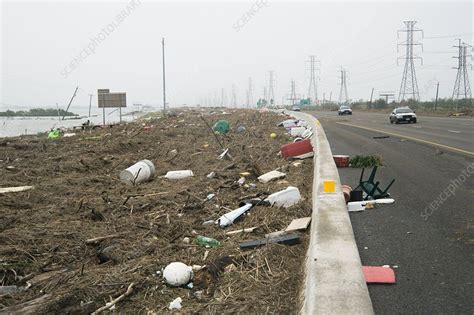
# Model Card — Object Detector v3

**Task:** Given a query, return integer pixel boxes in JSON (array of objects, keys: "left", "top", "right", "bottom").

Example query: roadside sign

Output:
[{"left": 98, "top": 92, "right": 127, "bottom": 108}]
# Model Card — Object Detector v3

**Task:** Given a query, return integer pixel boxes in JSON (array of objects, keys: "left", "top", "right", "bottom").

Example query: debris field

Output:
[{"left": 0, "top": 109, "right": 314, "bottom": 314}]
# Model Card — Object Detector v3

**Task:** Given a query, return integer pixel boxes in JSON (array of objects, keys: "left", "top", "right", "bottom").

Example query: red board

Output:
[
  {"left": 362, "top": 266, "right": 396, "bottom": 284},
  {"left": 280, "top": 139, "right": 313, "bottom": 159}
]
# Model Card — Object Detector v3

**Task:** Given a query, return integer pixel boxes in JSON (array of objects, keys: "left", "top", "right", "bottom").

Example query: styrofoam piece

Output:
[
  {"left": 163, "top": 262, "right": 193, "bottom": 286},
  {"left": 164, "top": 170, "right": 194, "bottom": 180},
  {"left": 265, "top": 186, "right": 301, "bottom": 208},
  {"left": 258, "top": 170, "right": 286, "bottom": 183},
  {"left": 348, "top": 202, "right": 365, "bottom": 212},
  {"left": 169, "top": 297, "right": 183, "bottom": 310},
  {"left": 367, "top": 198, "right": 395, "bottom": 204},
  {"left": 217, "top": 203, "right": 253, "bottom": 227},
  {"left": 120, "top": 159, "right": 155, "bottom": 185}
]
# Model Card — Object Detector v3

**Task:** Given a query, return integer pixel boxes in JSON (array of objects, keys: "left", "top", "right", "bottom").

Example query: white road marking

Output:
[{"left": 448, "top": 130, "right": 461, "bottom": 134}]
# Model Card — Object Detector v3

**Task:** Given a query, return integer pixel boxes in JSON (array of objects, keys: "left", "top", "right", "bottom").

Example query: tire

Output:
[
  {"left": 390, "top": 119, "right": 393, "bottom": 124},
  {"left": 395, "top": 120, "right": 399, "bottom": 124},
  {"left": 413, "top": 119, "right": 417, "bottom": 123}
]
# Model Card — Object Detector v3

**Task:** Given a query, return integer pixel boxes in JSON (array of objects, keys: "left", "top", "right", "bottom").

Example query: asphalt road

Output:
[
  {"left": 308, "top": 111, "right": 474, "bottom": 314},
  {"left": 311, "top": 111, "right": 474, "bottom": 155}
]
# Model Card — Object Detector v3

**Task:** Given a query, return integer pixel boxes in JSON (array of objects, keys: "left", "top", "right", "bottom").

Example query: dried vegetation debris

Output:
[{"left": 0, "top": 109, "right": 313, "bottom": 314}]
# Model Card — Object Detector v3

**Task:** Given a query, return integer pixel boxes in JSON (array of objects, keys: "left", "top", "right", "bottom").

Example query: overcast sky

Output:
[{"left": 1, "top": 0, "right": 473, "bottom": 112}]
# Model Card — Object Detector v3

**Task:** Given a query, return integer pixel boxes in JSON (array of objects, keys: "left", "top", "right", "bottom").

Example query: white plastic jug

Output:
[
  {"left": 164, "top": 170, "right": 194, "bottom": 180},
  {"left": 265, "top": 186, "right": 301, "bottom": 208},
  {"left": 120, "top": 159, "right": 155, "bottom": 185}
]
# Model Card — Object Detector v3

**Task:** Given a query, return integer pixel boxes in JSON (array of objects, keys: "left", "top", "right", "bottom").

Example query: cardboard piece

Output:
[{"left": 285, "top": 217, "right": 311, "bottom": 232}]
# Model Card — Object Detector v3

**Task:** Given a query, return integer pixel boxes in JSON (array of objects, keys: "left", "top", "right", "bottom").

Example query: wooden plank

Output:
[
  {"left": 285, "top": 217, "right": 311, "bottom": 232},
  {"left": 0, "top": 186, "right": 34, "bottom": 194}
]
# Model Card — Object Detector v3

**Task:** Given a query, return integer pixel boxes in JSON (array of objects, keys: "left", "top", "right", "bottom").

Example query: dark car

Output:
[{"left": 389, "top": 107, "right": 417, "bottom": 124}]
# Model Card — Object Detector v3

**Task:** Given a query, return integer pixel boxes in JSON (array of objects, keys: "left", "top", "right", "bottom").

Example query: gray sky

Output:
[{"left": 1, "top": 0, "right": 473, "bottom": 112}]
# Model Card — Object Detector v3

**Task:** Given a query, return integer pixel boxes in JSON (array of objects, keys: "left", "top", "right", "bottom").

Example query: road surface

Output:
[
  {"left": 309, "top": 111, "right": 474, "bottom": 314},
  {"left": 311, "top": 111, "right": 473, "bottom": 156}
]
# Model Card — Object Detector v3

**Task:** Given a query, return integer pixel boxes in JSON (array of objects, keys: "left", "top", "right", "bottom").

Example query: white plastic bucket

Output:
[
  {"left": 265, "top": 186, "right": 301, "bottom": 208},
  {"left": 164, "top": 170, "right": 194, "bottom": 180},
  {"left": 120, "top": 159, "right": 155, "bottom": 185}
]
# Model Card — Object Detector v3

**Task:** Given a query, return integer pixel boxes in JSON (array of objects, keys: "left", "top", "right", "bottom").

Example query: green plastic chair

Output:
[{"left": 354, "top": 166, "right": 395, "bottom": 200}]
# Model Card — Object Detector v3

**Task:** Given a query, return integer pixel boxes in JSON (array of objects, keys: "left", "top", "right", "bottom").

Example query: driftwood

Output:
[
  {"left": 91, "top": 282, "right": 135, "bottom": 314},
  {"left": 0, "top": 186, "right": 34, "bottom": 194}
]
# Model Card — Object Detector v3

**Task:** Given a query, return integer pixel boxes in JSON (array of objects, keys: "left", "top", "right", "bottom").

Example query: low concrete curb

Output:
[{"left": 285, "top": 111, "right": 373, "bottom": 314}]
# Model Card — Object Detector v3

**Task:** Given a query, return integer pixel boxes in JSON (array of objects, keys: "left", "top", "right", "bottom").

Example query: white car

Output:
[
  {"left": 338, "top": 105, "right": 352, "bottom": 115},
  {"left": 389, "top": 107, "right": 417, "bottom": 124}
]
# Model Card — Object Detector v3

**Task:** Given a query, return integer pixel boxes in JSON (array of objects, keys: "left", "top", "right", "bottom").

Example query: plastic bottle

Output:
[{"left": 196, "top": 236, "right": 220, "bottom": 248}]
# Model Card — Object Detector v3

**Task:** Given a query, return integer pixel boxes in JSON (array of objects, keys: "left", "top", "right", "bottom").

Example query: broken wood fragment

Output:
[
  {"left": 85, "top": 234, "right": 120, "bottom": 245},
  {"left": 0, "top": 186, "right": 34, "bottom": 194}
]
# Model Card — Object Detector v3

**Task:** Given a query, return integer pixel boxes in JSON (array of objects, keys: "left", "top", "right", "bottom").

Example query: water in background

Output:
[{"left": 0, "top": 111, "right": 138, "bottom": 138}]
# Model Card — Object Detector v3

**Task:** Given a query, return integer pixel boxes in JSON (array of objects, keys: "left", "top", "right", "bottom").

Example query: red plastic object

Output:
[
  {"left": 362, "top": 266, "right": 396, "bottom": 284},
  {"left": 333, "top": 155, "right": 350, "bottom": 167},
  {"left": 341, "top": 184, "right": 353, "bottom": 204},
  {"left": 280, "top": 139, "right": 313, "bottom": 159}
]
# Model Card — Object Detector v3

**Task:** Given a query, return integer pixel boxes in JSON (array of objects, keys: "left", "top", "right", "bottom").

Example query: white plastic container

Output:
[
  {"left": 217, "top": 203, "right": 253, "bottom": 227},
  {"left": 164, "top": 170, "right": 194, "bottom": 180},
  {"left": 301, "top": 128, "right": 313, "bottom": 139},
  {"left": 290, "top": 127, "right": 307, "bottom": 137},
  {"left": 281, "top": 119, "right": 298, "bottom": 128},
  {"left": 120, "top": 159, "right": 155, "bottom": 185},
  {"left": 265, "top": 186, "right": 301, "bottom": 208},
  {"left": 297, "top": 120, "right": 308, "bottom": 127}
]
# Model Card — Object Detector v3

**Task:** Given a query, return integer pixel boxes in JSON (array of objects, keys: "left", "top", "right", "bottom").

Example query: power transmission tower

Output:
[
  {"left": 88, "top": 94, "right": 93, "bottom": 117},
  {"left": 452, "top": 39, "right": 472, "bottom": 106},
  {"left": 231, "top": 84, "right": 237, "bottom": 107},
  {"left": 268, "top": 71, "right": 275, "bottom": 106},
  {"left": 338, "top": 68, "right": 349, "bottom": 104},
  {"left": 287, "top": 80, "right": 299, "bottom": 106},
  {"left": 247, "top": 78, "right": 254, "bottom": 108},
  {"left": 306, "top": 55, "right": 320, "bottom": 104},
  {"left": 397, "top": 21, "right": 423, "bottom": 102}
]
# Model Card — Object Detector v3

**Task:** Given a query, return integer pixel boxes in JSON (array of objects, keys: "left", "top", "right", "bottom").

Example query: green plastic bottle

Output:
[{"left": 196, "top": 235, "right": 220, "bottom": 248}]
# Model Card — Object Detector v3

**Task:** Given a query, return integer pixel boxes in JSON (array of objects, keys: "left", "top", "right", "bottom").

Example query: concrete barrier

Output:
[{"left": 284, "top": 111, "right": 373, "bottom": 314}]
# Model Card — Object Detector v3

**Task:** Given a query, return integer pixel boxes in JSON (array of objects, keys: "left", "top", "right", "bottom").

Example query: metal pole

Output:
[
  {"left": 62, "top": 86, "right": 79, "bottom": 120},
  {"left": 434, "top": 82, "right": 439, "bottom": 111},
  {"left": 119, "top": 106, "right": 122, "bottom": 123},
  {"left": 162, "top": 37, "right": 167, "bottom": 116},
  {"left": 369, "top": 88, "right": 374, "bottom": 109},
  {"left": 103, "top": 107, "right": 105, "bottom": 125},
  {"left": 88, "top": 94, "right": 93, "bottom": 117}
]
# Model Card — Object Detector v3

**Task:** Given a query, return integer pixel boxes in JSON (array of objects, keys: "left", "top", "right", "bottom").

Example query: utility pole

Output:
[
  {"left": 323, "top": 92, "right": 326, "bottom": 105},
  {"left": 268, "top": 70, "right": 275, "bottom": 107},
  {"left": 162, "top": 37, "right": 167, "bottom": 116},
  {"left": 338, "top": 68, "right": 349, "bottom": 104},
  {"left": 306, "top": 55, "right": 320, "bottom": 105},
  {"left": 369, "top": 88, "right": 374, "bottom": 109},
  {"left": 88, "top": 94, "right": 93, "bottom": 117},
  {"left": 62, "top": 86, "right": 79, "bottom": 120},
  {"left": 397, "top": 21, "right": 423, "bottom": 102},
  {"left": 263, "top": 86, "right": 267, "bottom": 106},
  {"left": 435, "top": 81, "right": 440, "bottom": 111},
  {"left": 452, "top": 39, "right": 472, "bottom": 110},
  {"left": 247, "top": 78, "right": 254, "bottom": 108},
  {"left": 329, "top": 91, "right": 332, "bottom": 103}
]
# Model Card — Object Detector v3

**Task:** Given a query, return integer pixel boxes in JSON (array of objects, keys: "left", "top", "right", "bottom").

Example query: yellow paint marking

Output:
[{"left": 337, "top": 122, "right": 474, "bottom": 156}]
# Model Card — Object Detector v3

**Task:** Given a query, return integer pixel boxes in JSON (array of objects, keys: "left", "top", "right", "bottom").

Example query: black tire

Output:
[
  {"left": 413, "top": 119, "right": 417, "bottom": 123},
  {"left": 395, "top": 120, "right": 399, "bottom": 124},
  {"left": 390, "top": 119, "right": 393, "bottom": 124}
]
